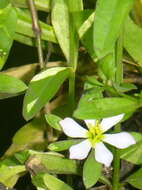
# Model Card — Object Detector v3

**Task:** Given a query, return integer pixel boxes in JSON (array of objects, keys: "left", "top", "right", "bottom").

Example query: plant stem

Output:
[
  {"left": 68, "top": 70, "right": 75, "bottom": 114},
  {"left": 28, "top": 0, "right": 44, "bottom": 69},
  {"left": 112, "top": 125, "right": 121, "bottom": 190},
  {"left": 112, "top": 148, "right": 120, "bottom": 190}
]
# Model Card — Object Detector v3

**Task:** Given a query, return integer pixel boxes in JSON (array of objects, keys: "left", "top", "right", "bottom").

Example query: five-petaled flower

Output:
[{"left": 59, "top": 114, "right": 136, "bottom": 167}]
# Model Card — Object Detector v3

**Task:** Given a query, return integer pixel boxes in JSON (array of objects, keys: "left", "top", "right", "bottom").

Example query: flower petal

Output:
[
  {"left": 103, "top": 132, "right": 136, "bottom": 149},
  {"left": 69, "top": 140, "right": 91, "bottom": 160},
  {"left": 59, "top": 118, "right": 88, "bottom": 138},
  {"left": 101, "top": 114, "right": 124, "bottom": 132},
  {"left": 84, "top": 119, "right": 96, "bottom": 128},
  {"left": 95, "top": 142, "right": 113, "bottom": 167}
]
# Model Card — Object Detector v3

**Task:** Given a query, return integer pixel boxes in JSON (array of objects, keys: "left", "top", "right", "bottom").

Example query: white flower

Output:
[{"left": 59, "top": 114, "right": 136, "bottom": 167}]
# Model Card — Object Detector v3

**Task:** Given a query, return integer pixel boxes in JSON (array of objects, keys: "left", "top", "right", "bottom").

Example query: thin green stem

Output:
[
  {"left": 68, "top": 70, "right": 75, "bottom": 114},
  {"left": 28, "top": 0, "right": 45, "bottom": 69},
  {"left": 115, "top": 31, "right": 123, "bottom": 84},
  {"left": 112, "top": 148, "right": 120, "bottom": 190},
  {"left": 112, "top": 124, "right": 121, "bottom": 190}
]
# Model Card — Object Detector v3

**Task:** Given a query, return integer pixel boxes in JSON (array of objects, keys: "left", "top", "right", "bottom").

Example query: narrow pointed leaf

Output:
[
  {"left": 0, "top": 4, "right": 17, "bottom": 69},
  {"left": 11, "top": 0, "right": 50, "bottom": 12},
  {"left": 124, "top": 17, "right": 142, "bottom": 66},
  {"left": 51, "top": 0, "right": 70, "bottom": 61},
  {"left": 73, "top": 10, "right": 96, "bottom": 61},
  {"left": 16, "top": 8, "right": 57, "bottom": 43},
  {"left": 93, "top": 0, "right": 134, "bottom": 59}
]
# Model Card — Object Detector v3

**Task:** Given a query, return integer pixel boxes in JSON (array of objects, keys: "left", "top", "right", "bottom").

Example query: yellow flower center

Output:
[{"left": 86, "top": 121, "right": 105, "bottom": 146}]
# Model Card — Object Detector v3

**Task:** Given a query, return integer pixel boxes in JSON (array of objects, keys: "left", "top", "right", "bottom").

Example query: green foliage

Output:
[
  {"left": 126, "top": 168, "right": 142, "bottom": 189},
  {"left": 83, "top": 151, "right": 102, "bottom": 188},
  {"left": 0, "top": 165, "right": 26, "bottom": 188},
  {"left": 45, "top": 113, "right": 62, "bottom": 131},
  {"left": 16, "top": 8, "right": 57, "bottom": 43},
  {"left": 0, "top": 0, "right": 142, "bottom": 189},
  {"left": 48, "top": 139, "right": 82, "bottom": 152},
  {"left": 0, "top": 3, "right": 17, "bottom": 69},
  {"left": 32, "top": 173, "right": 74, "bottom": 190},
  {"left": 120, "top": 140, "right": 142, "bottom": 165},
  {"left": 10, "top": 0, "right": 50, "bottom": 12},
  {"left": 124, "top": 16, "right": 142, "bottom": 66},
  {"left": 0, "top": 73, "right": 27, "bottom": 99},
  {"left": 27, "top": 153, "right": 80, "bottom": 175},
  {"left": 93, "top": 0, "right": 134, "bottom": 59},
  {"left": 23, "top": 67, "right": 70, "bottom": 120},
  {"left": 74, "top": 97, "right": 139, "bottom": 119}
]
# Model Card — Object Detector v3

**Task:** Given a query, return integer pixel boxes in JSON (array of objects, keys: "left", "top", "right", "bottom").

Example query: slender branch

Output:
[{"left": 28, "top": 0, "right": 44, "bottom": 69}]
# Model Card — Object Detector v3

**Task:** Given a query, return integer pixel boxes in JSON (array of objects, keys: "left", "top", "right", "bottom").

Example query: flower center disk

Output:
[{"left": 87, "top": 122, "right": 104, "bottom": 146}]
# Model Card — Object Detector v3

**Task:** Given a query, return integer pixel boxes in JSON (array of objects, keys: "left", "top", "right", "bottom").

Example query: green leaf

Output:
[
  {"left": 124, "top": 17, "right": 142, "bottom": 66},
  {"left": 0, "top": 165, "right": 25, "bottom": 188},
  {"left": 68, "top": 0, "right": 83, "bottom": 69},
  {"left": 32, "top": 173, "right": 74, "bottom": 190},
  {"left": 16, "top": 8, "right": 57, "bottom": 43},
  {"left": 73, "top": 10, "right": 96, "bottom": 61},
  {"left": 23, "top": 67, "right": 70, "bottom": 120},
  {"left": 120, "top": 140, "right": 142, "bottom": 165},
  {"left": 11, "top": 0, "right": 50, "bottom": 12},
  {"left": 48, "top": 139, "right": 82, "bottom": 152},
  {"left": 45, "top": 114, "right": 62, "bottom": 131},
  {"left": 0, "top": 73, "right": 27, "bottom": 99},
  {"left": 51, "top": 0, "right": 70, "bottom": 61},
  {"left": 14, "top": 151, "right": 30, "bottom": 164},
  {"left": 13, "top": 117, "right": 45, "bottom": 145},
  {"left": 4, "top": 117, "right": 46, "bottom": 157},
  {"left": 83, "top": 151, "right": 102, "bottom": 188},
  {"left": 0, "top": 0, "right": 9, "bottom": 8},
  {"left": 114, "top": 83, "right": 137, "bottom": 93},
  {"left": 126, "top": 168, "right": 142, "bottom": 189},
  {"left": 130, "top": 132, "right": 142, "bottom": 142},
  {"left": 93, "top": 0, "right": 134, "bottom": 59},
  {"left": 86, "top": 75, "right": 103, "bottom": 87},
  {"left": 74, "top": 97, "right": 139, "bottom": 119},
  {"left": 98, "top": 52, "right": 116, "bottom": 81},
  {"left": 27, "top": 153, "right": 80, "bottom": 175},
  {"left": 67, "top": 0, "right": 83, "bottom": 11},
  {"left": 99, "top": 175, "right": 112, "bottom": 188},
  {"left": 0, "top": 4, "right": 17, "bottom": 69},
  {"left": 51, "top": 0, "right": 82, "bottom": 66}
]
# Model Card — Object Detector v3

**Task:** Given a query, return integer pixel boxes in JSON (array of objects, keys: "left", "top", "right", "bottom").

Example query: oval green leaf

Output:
[
  {"left": 83, "top": 151, "right": 102, "bottom": 188},
  {"left": 0, "top": 73, "right": 27, "bottom": 99},
  {"left": 45, "top": 113, "right": 62, "bottom": 131},
  {"left": 23, "top": 67, "right": 70, "bottom": 121},
  {"left": 48, "top": 139, "right": 82, "bottom": 152},
  {"left": 74, "top": 97, "right": 139, "bottom": 119},
  {"left": 32, "top": 173, "right": 74, "bottom": 190}
]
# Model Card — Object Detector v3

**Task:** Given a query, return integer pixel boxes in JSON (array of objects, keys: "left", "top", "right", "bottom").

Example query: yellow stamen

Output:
[{"left": 86, "top": 120, "right": 105, "bottom": 146}]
